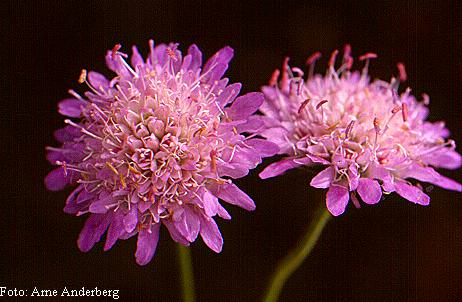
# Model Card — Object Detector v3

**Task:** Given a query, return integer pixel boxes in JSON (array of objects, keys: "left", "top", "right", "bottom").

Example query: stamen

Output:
[
  {"left": 316, "top": 100, "right": 328, "bottom": 110},
  {"left": 397, "top": 62, "right": 407, "bottom": 82},
  {"left": 359, "top": 53, "right": 378, "bottom": 61},
  {"left": 269, "top": 69, "right": 280, "bottom": 86},
  {"left": 402, "top": 103, "right": 408, "bottom": 122},
  {"left": 112, "top": 44, "right": 122, "bottom": 59},
  {"left": 328, "top": 49, "right": 339, "bottom": 68},
  {"left": 78, "top": 69, "right": 87, "bottom": 84},
  {"left": 281, "top": 57, "right": 290, "bottom": 91},
  {"left": 391, "top": 105, "right": 401, "bottom": 114},
  {"left": 306, "top": 51, "right": 322, "bottom": 65},
  {"left": 306, "top": 51, "right": 321, "bottom": 78},
  {"left": 298, "top": 99, "right": 311, "bottom": 114},
  {"left": 373, "top": 117, "right": 381, "bottom": 134},
  {"left": 345, "top": 120, "right": 355, "bottom": 138}
]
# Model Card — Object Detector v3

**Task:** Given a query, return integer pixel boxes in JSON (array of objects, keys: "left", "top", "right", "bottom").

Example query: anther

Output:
[
  {"left": 397, "top": 62, "right": 407, "bottom": 82},
  {"left": 373, "top": 117, "right": 381, "bottom": 133},
  {"left": 166, "top": 47, "right": 178, "bottom": 61},
  {"left": 329, "top": 49, "right": 339, "bottom": 67},
  {"left": 391, "top": 105, "right": 401, "bottom": 114},
  {"left": 402, "top": 103, "right": 408, "bottom": 122},
  {"left": 345, "top": 120, "right": 355, "bottom": 138},
  {"left": 316, "top": 100, "right": 328, "bottom": 110},
  {"left": 359, "top": 53, "right": 378, "bottom": 61},
  {"left": 112, "top": 44, "right": 122, "bottom": 59},
  {"left": 78, "top": 69, "right": 87, "bottom": 84},
  {"left": 269, "top": 69, "right": 280, "bottom": 86},
  {"left": 298, "top": 99, "right": 311, "bottom": 114},
  {"left": 306, "top": 51, "right": 322, "bottom": 65},
  {"left": 281, "top": 57, "right": 290, "bottom": 91}
]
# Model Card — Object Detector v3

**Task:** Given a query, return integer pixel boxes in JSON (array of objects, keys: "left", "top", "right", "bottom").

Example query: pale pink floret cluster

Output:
[
  {"left": 45, "top": 40, "right": 278, "bottom": 265},
  {"left": 258, "top": 46, "right": 461, "bottom": 216}
]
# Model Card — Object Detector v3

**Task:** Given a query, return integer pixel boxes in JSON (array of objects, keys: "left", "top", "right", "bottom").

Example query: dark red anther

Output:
[
  {"left": 298, "top": 99, "right": 311, "bottom": 114},
  {"left": 281, "top": 57, "right": 290, "bottom": 91},
  {"left": 316, "top": 99, "right": 328, "bottom": 110},
  {"left": 391, "top": 105, "right": 401, "bottom": 114},
  {"left": 345, "top": 120, "right": 355, "bottom": 138},
  {"left": 306, "top": 51, "right": 321, "bottom": 65},
  {"left": 269, "top": 69, "right": 280, "bottom": 86},
  {"left": 112, "top": 44, "right": 122, "bottom": 59},
  {"left": 329, "top": 49, "right": 339, "bottom": 67},
  {"left": 359, "top": 52, "right": 378, "bottom": 61},
  {"left": 397, "top": 62, "right": 407, "bottom": 82},
  {"left": 373, "top": 118, "right": 381, "bottom": 133},
  {"left": 402, "top": 103, "right": 408, "bottom": 122}
]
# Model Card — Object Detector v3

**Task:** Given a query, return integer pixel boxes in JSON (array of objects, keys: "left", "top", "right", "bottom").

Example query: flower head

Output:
[
  {"left": 257, "top": 45, "right": 461, "bottom": 216},
  {"left": 45, "top": 40, "right": 278, "bottom": 265}
]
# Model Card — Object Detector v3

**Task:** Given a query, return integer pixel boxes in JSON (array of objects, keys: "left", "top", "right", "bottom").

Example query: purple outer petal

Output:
[
  {"left": 175, "top": 206, "right": 201, "bottom": 242},
  {"left": 44, "top": 167, "right": 68, "bottom": 191},
  {"left": 163, "top": 219, "right": 190, "bottom": 245},
  {"left": 357, "top": 178, "right": 382, "bottom": 204},
  {"left": 226, "top": 92, "right": 264, "bottom": 120},
  {"left": 216, "top": 83, "right": 242, "bottom": 108},
  {"left": 245, "top": 139, "right": 279, "bottom": 157},
  {"left": 77, "top": 213, "right": 113, "bottom": 252},
  {"left": 58, "top": 98, "right": 86, "bottom": 118},
  {"left": 326, "top": 185, "right": 350, "bottom": 216},
  {"left": 394, "top": 180, "right": 430, "bottom": 205},
  {"left": 135, "top": 224, "right": 161, "bottom": 266},
  {"left": 87, "top": 71, "right": 109, "bottom": 90},
  {"left": 104, "top": 211, "right": 125, "bottom": 251},
  {"left": 123, "top": 206, "right": 138, "bottom": 233},
  {"left": 199, "top": 215, "right": 223, "bottom": 253},
  {"left": 310, "top": 166, "right": 334, "bottom": 189},
  {"left": 259, "top": 157, "right": 305, "bottom": 179},
  {"left": 187, "top": 44, "right": 202, "bottom": 73},
  {"left": 211, "top": 183, "right": 255, "bottom": 211}
]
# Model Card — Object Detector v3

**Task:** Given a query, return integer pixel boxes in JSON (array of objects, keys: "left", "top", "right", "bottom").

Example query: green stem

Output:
[
  {"left": 263, "top": 203, "right": 331, "bottom": 302},
  {"left": 177, "top": 244, "right": 196, "bottom": 302}
]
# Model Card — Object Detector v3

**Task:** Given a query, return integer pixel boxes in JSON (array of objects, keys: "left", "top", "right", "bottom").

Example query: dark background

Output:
[{"left": 2, "top": 0, "right": 462, "bottom": 301}]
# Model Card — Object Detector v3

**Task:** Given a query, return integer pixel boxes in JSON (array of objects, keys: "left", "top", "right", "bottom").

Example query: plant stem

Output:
[
  {"left": 263, "top": 203, "right": 331, "bottom": 302},
  {"left": 177, "top": 244, "right": 196, "bottom": 302}
]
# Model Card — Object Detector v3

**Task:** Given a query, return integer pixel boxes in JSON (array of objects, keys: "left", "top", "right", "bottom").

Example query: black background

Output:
[{"left": 2, "top": 0, "right": 462, "bottom": 301}]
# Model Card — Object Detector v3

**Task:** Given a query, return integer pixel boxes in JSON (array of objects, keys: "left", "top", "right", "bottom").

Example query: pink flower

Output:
[
  {"left": 257, "top": 45, "right": 461, "bottom": 216},
  {"left": 45, "top": 40, "right": 278, "bottom": 265}
]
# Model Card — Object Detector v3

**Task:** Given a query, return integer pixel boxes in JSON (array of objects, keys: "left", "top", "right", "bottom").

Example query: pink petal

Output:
[
  {"left": 259, "top": 157, "right": 304, "bottom": 179},
  {"left": 123, "top": 206, "right": 138, "bottom": 233},
  {"left": 104, "top": 211, "right": 124, "bottom": 251},
  {"left": 199, "top": 216, "right": 223, "bottom": 253},
  {"left": 226, "top": 92, "right": 264, "bottom": 120},
  {"left": 310, "top": 166, "right": 335, "bottom": 189},
  {"left": 211, "top": 183, "right": 255, "bottom": 211},
  {"left": 187, "top": 44, "right": 203, "bottom": 73},
  {"left": 394, "top": 181, "right": 430, "bottom": 205},
  {"left": 130, "top": 46, "right": 144, "bottom": 67},
  {"left": 357, "top": 178, "right": 382, "bottom": 204},
  {"left": 348, "top": 165, "right": 359, "bottom": 191},
  {"left": 245, "top": 139, "right": 279, "bottom": 157},
  {"left": 216, "top": 83, "right": 242, "bottom": 108},
  {"left": 58, "top": 98, "right": 86, "bottom": 118},
  {"left": 135, "top": 224, "right": 160, "bottom": 266},
  {"left": 174, "top": 206, "right": 200, "bottom": 242},
  {"left": 326, "top": 185, "right": 350, "bottom": 216},
  {"left": 163, "top": 219, "right": 190, "bottom": 245},
  {"left": 77, "top": 213, "right": 112, "bottom": 252},
  {"left": 44, "top": 167, "right": 68, "bottom": 191},
  {"left": 87, "top": 71, "right": 109, "bottom": 90}
]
